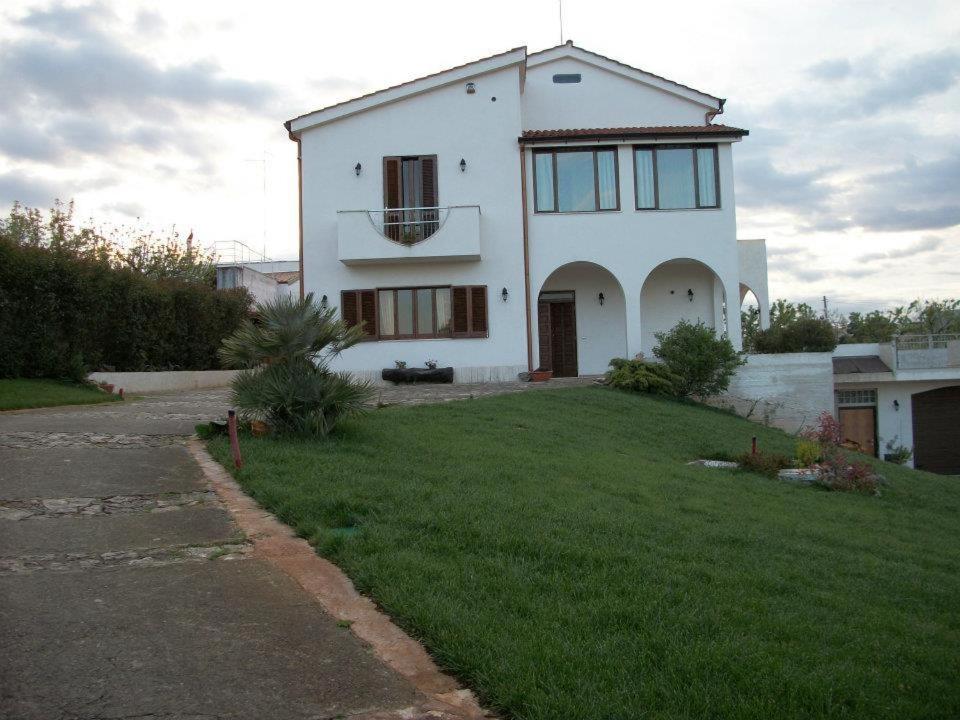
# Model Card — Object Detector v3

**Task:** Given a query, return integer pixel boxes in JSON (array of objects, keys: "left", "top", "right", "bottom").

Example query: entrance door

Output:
[
  {"left": 537, "top": 292, "right": 578, "bottom": 377},
  {"left": 838, "top": 407, "right": 877, "bottom": 456},
  {"left": 912, "top": 385, "right": 960, "bottom": 474}
]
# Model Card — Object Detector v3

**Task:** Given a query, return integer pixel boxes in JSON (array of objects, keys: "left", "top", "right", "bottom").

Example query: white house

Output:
[{"left": 285, "top": 42, "right": 769, "bottom": 382}]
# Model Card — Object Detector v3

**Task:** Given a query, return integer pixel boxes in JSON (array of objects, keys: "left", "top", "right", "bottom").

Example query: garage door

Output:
[{"left": 912, "top": 386, "right": 960, "bottom": 475}]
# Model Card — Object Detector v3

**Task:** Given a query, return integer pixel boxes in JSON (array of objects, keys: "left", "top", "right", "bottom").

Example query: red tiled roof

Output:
[{"left": 520, "top": 125, "right": 748, "bottom": 142}]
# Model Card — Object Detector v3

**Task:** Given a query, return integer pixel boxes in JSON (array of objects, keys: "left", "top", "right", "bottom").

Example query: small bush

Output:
[
  {"left": 736, "top": 451, "right": 793, "bottom": 478},
  {"left": 802, "top": 411, "right": 842, "bottom": 447},
  {"left": 753, "top": 318, "right": 837, "bottom": 353},
  {"left": 795, "top": 439, "right": 821, "bottom": 467},
  {"left": 652, "top": 321, "right": 746, "bottom": 398},
  {"left": 884, "top": 437, "right": 912, "bottom": 465},
  {"left": 605, "top": 358, "right": 682, "bottom": 396},
  {"left": 814, "top": 449, "right": 882, "bottom": 494}
]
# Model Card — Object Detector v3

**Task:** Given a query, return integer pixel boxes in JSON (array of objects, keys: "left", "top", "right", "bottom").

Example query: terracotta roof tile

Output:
[{"left": 520, "top": 125, "right": 748, "bottom": 142}]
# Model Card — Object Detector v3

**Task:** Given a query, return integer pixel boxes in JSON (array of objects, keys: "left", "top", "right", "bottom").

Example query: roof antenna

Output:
[{"left": 559, "top": 0, "right": 564, "bottom": 45}]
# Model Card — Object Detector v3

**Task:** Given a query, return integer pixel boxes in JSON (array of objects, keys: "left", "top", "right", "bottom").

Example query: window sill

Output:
[
  {"left": 533, "top": 209, "right": 623, "bottom": 216},
  {"left": 634, "top": 206, "right": 723, "bottom": 213},
  {"left": 368, "top": 335, "right": 489, "bottom": 343}
]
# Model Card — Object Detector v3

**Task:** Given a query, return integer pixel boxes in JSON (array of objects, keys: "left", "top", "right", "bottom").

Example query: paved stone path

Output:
[{"left": 0, "top": 390, "right": 434, "bottom": 719}]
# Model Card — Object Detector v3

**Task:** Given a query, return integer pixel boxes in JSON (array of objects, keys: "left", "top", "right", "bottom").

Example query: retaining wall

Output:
[{"left": 88, "top": 370, "right": 238, "bottom": 394}]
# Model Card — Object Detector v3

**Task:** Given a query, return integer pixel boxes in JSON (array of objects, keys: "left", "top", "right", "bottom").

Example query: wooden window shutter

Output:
[
  {"left": 341, "top": 291, "right": 359, "bottom": 327},
  {"left": 470, "top": 286, "right": 488, "bottom": 335},
  {"left": 383, "top": 158, "right": 401, "bottom": 208},
  {"left": 359, "top": 290, "right": 377, "bottom": 338},
  {"left": 420, "top": 156, "right": 438, "bottom": 207},
  {"left": 451, "top": 286, "right": 469, "bottom": 336}
]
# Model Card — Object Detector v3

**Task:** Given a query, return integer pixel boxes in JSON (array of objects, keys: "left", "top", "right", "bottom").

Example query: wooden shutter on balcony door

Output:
[
  {"left": 383, "top": 157, "right": 401, "bottom": 242},
  {"left": 420, "top": 156, "right": 438, "bottom": 207},
  {"left": 451, "top": 285, "right": 488, "bottom": 338}
]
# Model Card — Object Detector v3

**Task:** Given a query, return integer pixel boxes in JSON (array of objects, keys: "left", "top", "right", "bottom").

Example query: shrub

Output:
[
  {"left": 802, "top": 411, "right": 842, "bottom": 447},
  {"left": 814, "top": 449, "right": 882, "bottom": 494},
  {"left": 219, "top": 293, "right": 373, "bottom": 437},
  {"left": 795, "top": 439, "right": 821, "bottom": 468},
  {"left": 605, "top": 358, "right": 682, "bottom": 396},
  {"left": 884, "top": 437, "right": 912, "bottom": 465},
  {"left": 653, "top": 321, "right": 746, "bottom": 398},
  {"left": 753, "top": 318, "right": 837, "bottom": 353},
  {"left": 0, "top": 238, "right": 249, "bottom": 378},
  {"left": 736, "top": 451, "right": 793, "bottom": 478}
]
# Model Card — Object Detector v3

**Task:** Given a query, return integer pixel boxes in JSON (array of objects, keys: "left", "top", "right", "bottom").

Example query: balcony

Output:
[
  {"left": 894, "top": 334, "right": 960, "bottom": 370},
  {"left": 337, "top": 205, "right": 481, "bottom": 265}
]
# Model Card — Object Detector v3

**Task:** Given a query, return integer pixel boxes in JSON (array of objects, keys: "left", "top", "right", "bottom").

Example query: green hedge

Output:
[{"left": 0, "top": 239, "right": 250, "bottom": 379}]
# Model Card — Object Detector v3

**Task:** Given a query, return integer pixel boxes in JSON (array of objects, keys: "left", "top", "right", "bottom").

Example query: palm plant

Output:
[{"left": 219, "top": 293, "right": 372, "bottom": 436}]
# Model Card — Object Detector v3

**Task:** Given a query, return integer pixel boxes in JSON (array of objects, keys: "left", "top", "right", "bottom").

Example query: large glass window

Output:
[
  {"left": 533, "top": 147, "right": 619, "bottom": 212},
  {"left": 359, "top": 286, "right": 483, "bottom": 340},
  {"left": 632, "top": 145, "right": 719, "bottom": 210}
]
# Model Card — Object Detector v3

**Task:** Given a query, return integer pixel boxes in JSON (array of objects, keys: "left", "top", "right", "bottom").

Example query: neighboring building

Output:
[
  {"left": 285, "top": 42, "right": 769, "bottom": 382},
  {"left": 216, "top": 260, "right": 300, "bottom": 305},
  {"left": 833, "top": 337, "right": 960, "bottom": 474}
]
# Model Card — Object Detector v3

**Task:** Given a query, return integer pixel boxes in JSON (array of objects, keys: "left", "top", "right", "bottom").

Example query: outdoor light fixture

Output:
[
  {"left": 893, "top": 399, "right": 900, "bottom": 411},
  {"left": 465, "top": 82, "right": 476, "bottom": 94},
  {"left": 598, "top": 292, "right": 605, "bottom": 306},
  {"left": 320, "top": 295, "right": 328, "bottom": 307},
  {"left": 354, "top": 162, "right": 362, "bottom": 176},
  {"left": 501, "top": 287, "right": 509, "bottom": 302},
  {"left": 687, "top": 288, "right": 694, "bottom": 302},
  {"left": 460, "top": 158, "right": 467, "bottom": 172}
]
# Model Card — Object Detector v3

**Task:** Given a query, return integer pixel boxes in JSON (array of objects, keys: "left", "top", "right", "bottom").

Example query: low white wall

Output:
[
  {"left": 714, "top": 352, "right": 834, "bottom": 433},
  {"left": 88, "top": 370, "right": 238, "bottom": 394}
]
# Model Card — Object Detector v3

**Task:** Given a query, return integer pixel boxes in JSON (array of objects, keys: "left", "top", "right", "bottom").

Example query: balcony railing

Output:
[
  {"left": 337, "top": 205, "right": 481, "bottom": 265},
  {"left": 894, "top": 334, "right": 960, "bottom": 370}
]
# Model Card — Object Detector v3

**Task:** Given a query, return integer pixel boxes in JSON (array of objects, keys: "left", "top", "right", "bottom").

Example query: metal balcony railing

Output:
[
  {"left": 370, "top": 207, "right": 444, "bottom": 245},
  {"left": 894, "top": 333, "right": 960, "bottom": 369}
]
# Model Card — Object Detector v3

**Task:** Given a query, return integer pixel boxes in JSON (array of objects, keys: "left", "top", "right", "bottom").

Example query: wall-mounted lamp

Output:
[
  {"left": 598, "top": 292, "right": 605, "bottom": 306},
  {"left": 460, "top": 158, "right": 467, "bottom": 173},
  {"left": 687, "top": 288, "right": 695, "bottom": 302},
  {"left": 320, "top": 294, "right": 328, "bottom": 307},
  {"left": 354, "top": 162, "right": 362, "bottom": 176},
  {"left": 465, "top": 82, "right": 476, "bottom": 94},
  {"left": 501, "top": 287, "right": 509, "bottom": 302},
  {"left": 893, "top": 399, "right": 900, "bottom": 411}
]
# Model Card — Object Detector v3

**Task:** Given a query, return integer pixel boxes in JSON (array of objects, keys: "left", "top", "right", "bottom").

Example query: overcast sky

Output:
[{"left": 1, "top": 0, "right": 958, "bottom": 312}]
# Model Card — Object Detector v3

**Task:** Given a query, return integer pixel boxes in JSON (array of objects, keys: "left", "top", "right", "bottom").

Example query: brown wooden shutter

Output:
[
  {"left": 359, "top": 290, "right": 377, "bottom": 338},
  {"left": 420, "top": 156, "right": 437, "bottom": 207},
  {"left": 537, "top": 301, "right": 552, "bottom": 371},
  {"left": 383, "top": 157, "right": 401, "bottom": 242},
  {"left": 341, "top": 291, "right": 359, "bottom": 327},
  {"left": 470, "top": 286, "right": 487, "bottom": 335},
  {"left": 451, "top": 286, "right": 469, "bottom": 336}
]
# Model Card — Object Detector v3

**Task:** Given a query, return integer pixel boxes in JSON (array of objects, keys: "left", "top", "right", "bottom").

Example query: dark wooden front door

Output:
[
  {"left": 537, "top": 298, "right": 578, "bottom": 377},
  {"left": 839, "top": 407, "right": 878, "bottom": 456},
  {"left": 912, "top": 385, "right": 960, "bottom": 474}
]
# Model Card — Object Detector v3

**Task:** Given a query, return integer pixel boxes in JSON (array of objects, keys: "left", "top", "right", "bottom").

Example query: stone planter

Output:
[
  {"left": 381, "top": 367, "right": 454, "bottom": 384},
  {"left": 530, "top": 369, "right": 553, "bottom": 382}
]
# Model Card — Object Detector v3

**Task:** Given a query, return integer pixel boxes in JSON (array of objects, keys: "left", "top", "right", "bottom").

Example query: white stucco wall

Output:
[
  {"left": 88, "top": 371, "right": 237, "bottom": 394},
  {"left": 716, "top": 353, "right": 835, "bottom": 433}
]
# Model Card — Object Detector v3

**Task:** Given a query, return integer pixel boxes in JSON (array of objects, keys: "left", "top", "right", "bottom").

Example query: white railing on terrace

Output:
[
  {"left": 369, "top": 207, "right": 445, "bottom": 245},
  {"left": 894, "top": 334, "right": 960, "bottom": 369}
]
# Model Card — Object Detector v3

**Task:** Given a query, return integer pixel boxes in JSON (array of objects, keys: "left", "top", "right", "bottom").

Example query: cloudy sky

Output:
[{"left": 1, "top": 0, "right": 958, "bottom": 312}]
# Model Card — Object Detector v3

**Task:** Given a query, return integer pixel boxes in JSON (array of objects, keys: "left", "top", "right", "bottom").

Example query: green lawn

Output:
[
  {"left": 206, "top": 387, "right": 960, "bottom": 720},
  {"left": 0, "top": 378, "right": 121, "bottom": 411}
]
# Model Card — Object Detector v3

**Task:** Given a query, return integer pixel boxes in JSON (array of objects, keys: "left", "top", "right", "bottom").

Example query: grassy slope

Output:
[
  {"left": 0, "top": 379, "right": 120, "bottom": 410},
  {"left": 207, "top": 387, "right": 960, "bottom": 720}
]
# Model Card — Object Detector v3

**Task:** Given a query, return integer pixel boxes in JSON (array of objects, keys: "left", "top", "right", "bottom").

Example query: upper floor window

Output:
[
  {"left": 533, "top": 147, "right": 619, "bottom": 213},
  {"left": 383, "top": 155, "right": 439, "bottom": 243},
  {"left": 634, "top": 144, "right": 719, "bottom": 210}
]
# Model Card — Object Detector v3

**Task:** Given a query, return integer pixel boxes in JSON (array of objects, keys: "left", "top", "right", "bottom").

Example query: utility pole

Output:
[
  {"left": 559, "top": 0, "right": 564, "bottom": 44},
  {"left": 822, "top": 295, "right": 829, "bottom": 319}
]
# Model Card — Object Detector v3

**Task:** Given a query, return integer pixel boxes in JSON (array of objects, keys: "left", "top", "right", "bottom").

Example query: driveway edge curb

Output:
[{"left": 186, "top": 439, "right": 491, "bottom": 720}]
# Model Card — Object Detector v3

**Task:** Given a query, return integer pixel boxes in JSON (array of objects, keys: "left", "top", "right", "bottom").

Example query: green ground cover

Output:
[
  {"left": 0, "top": 379, "right": 120, "bottom": 411},
  {"left": 207, "top": 387, "right": 960, "bottom": 720}
]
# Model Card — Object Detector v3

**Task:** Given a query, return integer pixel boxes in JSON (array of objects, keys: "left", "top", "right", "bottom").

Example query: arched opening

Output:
[
  {"left": 639, "top": 259, "right": 726, "bottom": 355},
  {"left": 537, "top": 262, "right": 627, "bottom": 376},
  {"left": 740, "top": 283, "right": 761, "bottom": 348}
]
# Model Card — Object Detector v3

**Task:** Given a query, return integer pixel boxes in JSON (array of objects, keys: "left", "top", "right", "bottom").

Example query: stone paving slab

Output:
[
  {"left": 0, "top": 505, "right": 241, "bottom": 557},
  {"left": 0, "top": 559, "right": 422, "bottom": 720},
  {"left": 0, "top": 445, "right": 205, "bottom": 499}
]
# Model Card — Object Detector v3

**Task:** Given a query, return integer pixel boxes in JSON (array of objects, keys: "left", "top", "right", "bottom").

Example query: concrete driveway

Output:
[{"left": 0, "top": 390, "right": 448, "bottom": 720}]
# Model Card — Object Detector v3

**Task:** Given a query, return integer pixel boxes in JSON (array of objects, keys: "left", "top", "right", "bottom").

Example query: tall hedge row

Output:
[{"left": 0, "top": 239, "right": 250, "bottom": 379}]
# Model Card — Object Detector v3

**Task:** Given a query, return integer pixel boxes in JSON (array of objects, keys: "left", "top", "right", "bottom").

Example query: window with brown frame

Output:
[
  {"left": 633, "top": 144, "right": 719, "bottom": 210},
  {"left": 532, "top": 147, "right": 619, "bottom": 213},
  {"left": 341, "top": 285, "right": 488, "bottom": 341}
]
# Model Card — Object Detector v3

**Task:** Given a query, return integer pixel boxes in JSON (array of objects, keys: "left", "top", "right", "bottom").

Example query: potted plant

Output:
[{"left": 530, "top": 367, "right": 553, "bottom": 382}]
